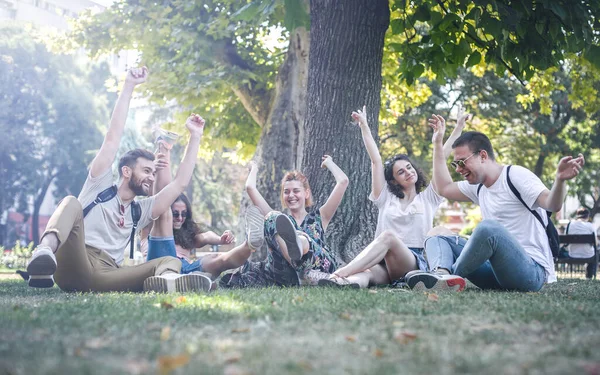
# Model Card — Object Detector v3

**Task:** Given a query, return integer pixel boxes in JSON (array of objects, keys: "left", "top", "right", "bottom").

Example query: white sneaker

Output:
[
  {"left": 245, "top": 205, "right": 265, "bottom": 251},
  {"left": 26, "top": 245, "right": 57, "bottom": 288},
  {"left": 275, "top": 215, "right": 303, "bottom": 261},
  {"left": 143, "top": 272, "right": 212, "bottom": 293},
  {"left": 406, "top": 272, "right": 466, "bottom": 292}
]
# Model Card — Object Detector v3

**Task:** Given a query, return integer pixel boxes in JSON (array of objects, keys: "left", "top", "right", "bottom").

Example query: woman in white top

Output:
[{"left": 320, "top": 106, "right": 469, "bottom": 288}]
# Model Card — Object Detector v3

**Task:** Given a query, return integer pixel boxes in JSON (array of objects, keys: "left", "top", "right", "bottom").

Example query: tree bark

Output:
[
  {"left": 303, "top": 0, "right": 390, "bottom": 263},
  {"left": 241, "top": 27, "right": 310, "bottom": 260}
]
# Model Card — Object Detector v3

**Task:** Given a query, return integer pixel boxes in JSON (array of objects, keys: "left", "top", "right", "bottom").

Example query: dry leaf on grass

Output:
[
  {"left": 160, "top": 326, "right": 171, "bottom": 341},
  {"left": 345, "top": 335, "right": 357, "bottom": 342},
  {"left": 297, "top": 360, "right": 313, "bottom": 371},
  {"left": 373, "top": 348, "right": 384, "bottom": 357},
  {"left": 427, "top": 293, "right": 439, "bottom": 302},
  {"left": 157, "top": 353, "right": 190, "bottom": 375},
  {"left": 124, "top": 359, "right": 151, "bottom": 375},
  {"left": 394, "top": 331, "right": 418, "bottom": 344},
  {"left": 231, "top": 327, "right": 250, "bottom": 333},
  {"left": 368, "top": 289, "right": 378, "bottom": 294},
  {"left": 175, "top": 296, "right": 187, "bottom": 304},
  {"left": 160, "top": 301, "right": 174, "bottom": 310},
  {"left": 224, "top": 351, "right": 242, "bottom": 364},
  {"left": 339, "top": 312, "right": 352, "bottom": 320},
  {"left": 291, "top": 295, "right": 304, "bottom": 305}
]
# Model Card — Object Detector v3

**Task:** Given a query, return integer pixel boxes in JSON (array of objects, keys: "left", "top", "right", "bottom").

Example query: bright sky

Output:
[{"left": 91, "top": 0, "right": 114, "bottom": 7}]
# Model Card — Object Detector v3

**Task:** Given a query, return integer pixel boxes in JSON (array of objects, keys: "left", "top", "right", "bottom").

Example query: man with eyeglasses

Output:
[
  {"left": 25, "top": 67, "right": 211, "bottom": 293},
  {"left": 406, "top": 114, "right": 584, "bottom": 292}
]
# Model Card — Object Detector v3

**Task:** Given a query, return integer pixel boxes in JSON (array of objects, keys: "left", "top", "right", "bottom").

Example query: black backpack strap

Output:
[
  {"left": 476, "top": 184, "right": 483, "bottom": 197},
  {"left": 566, "top": 221, "right": 571, "bottom": 234},
  {"left": 83, "top": 185, "right": 118, "bottom": 217},
  {"left": 506, "top": 165, "right": 546, "bottom": 228},
  {"left": 129, "top": 201, "right": 142, "bottom": 259}
]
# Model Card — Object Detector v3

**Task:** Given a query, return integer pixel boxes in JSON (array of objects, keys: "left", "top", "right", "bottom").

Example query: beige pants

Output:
[{"left": 43, "top": 196, "right": 181, "bottom": 292}]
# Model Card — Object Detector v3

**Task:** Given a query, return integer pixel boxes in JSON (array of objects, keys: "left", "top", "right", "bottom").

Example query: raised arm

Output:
[
  {"left": 152, "top": 114, "right": 204, "bottom": 218},
  {"left": 245, "top": 161, "right": 273, "bottom": 215},
  {"left": 442, "top": 104, "right": 471, "bottom": 159},
  {"left": 536, "top": 154, "right": 585, "bottom": 212},
  {"left": 194, "top": 230, "right": 235, "bottom": 248},
  {"left": 352, "top": 106, "right": 385, "bottom": 199},
  {"left": 319, "top": 155, "right": 350, "bottom": 230},
  {"left": 89, "top": 67, "right": 148, "bottom": 178},
  {"left": 429, "top": 115, "right": 471, "bottom": 202}
]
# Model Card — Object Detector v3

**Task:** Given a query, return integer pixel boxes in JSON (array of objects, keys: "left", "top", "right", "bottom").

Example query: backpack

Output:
[
  {"left": 82, "top": 185, "right": 141, "bottom": 260},
  {"left": 476, "top": 165, "right": 560, "bottom": 258}
]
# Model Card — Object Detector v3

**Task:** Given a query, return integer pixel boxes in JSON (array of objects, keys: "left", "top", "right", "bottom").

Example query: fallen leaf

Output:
[
  {"left": 292, "top": 295, "right": 304, "bottom": 305},
  {"left": 345, "top": 335, "right": 357, "bottom": 342},
  {"left": 157, "top": 353, "right": 190, "bottom": 375},
  {"left": 160, "top": 301, "right": 174, "bottom": 310},
  {"left": 392, "top": 321, "right": 405, "bottom": 327},
  {"left": 175, "top": 296, "right": 187, "bottom": 304},
  {"left": 368, "top": 289, "right": 378, "bottom": 294},
  {"left": 160, "top": 326, "right": 171, "bottom": 341},
  {"left": 271, "top": 300, "right": 278, "bottom": 306},
  {"left": 373, "top": 348, "right": 384, "bottom": 357},
  {"left": 394, "top": 331, "right": 418, "bottom": 344},
  {"left": 231, "top": 327, "right": 250, "bottom": 333},
  {"left": 224, "top": 351, "right": 242, "bottom": 364},
  {"left": 427, "top": 293, "right": 439, "bottom": 302},
  {"left": 339, "top": 312, "right": 351, "bottom": 320}
]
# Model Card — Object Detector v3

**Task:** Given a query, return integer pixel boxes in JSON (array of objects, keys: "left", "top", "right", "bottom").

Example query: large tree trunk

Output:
[
  {"left": 239, "top": 27, "right": 310, "bottom": 260},
  {"left": 302, "top": 0, "right": 389, "bottom": 263}
]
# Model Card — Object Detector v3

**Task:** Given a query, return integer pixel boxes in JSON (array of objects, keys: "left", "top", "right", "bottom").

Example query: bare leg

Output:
[
  {"left": 335, "top": 230, "right": 417, "bottom": 280},
  {"left": 334, "top": 264, "right": 390, "bottom": 288},
  {"left": 275, "top": 232, "right": 309, "bottom": 265},
  {"left": 195, "top": 240, "right": 255, "bottom": 278},
  {"left": 150, "top": 144, "right": 174, "bottom": 238},
  {"left": 39, "top": 232, "right": 59, "bottom": 253}
]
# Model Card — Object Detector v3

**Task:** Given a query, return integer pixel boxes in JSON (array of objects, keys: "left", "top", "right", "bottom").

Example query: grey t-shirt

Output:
[{"left": 78, "top": 168, "right": 155, "bottom": 265}]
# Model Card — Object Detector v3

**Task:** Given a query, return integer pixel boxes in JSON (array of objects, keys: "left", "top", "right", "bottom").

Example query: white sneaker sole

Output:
[
  {"left": 27, "top": 254, "right": 56, "bottom": 288},
  {"left": 143, "top": 274, "right": 212, "bottom": 293},
  {"left": 408, "top": 274, "right": 466, "bottom": 293},
  {"left": 245, "top": 206, "right": 265, "bottom": 251}
]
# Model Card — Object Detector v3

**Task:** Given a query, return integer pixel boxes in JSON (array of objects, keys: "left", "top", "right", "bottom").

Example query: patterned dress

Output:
[{"left": 220, "top": 208, "right": 337, "bottom": 288}]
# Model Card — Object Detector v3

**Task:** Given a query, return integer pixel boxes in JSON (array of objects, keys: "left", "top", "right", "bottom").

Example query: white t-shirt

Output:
[
  {"left": 78, "top": 168, "right": 156, "bottom": 265},
  {"left": 369, "top": 183, "right": 443, "bottom": 248},
  {"left": 457, "top": 165, "right": 556, "bottom": 283},
  {"left": 566, "top": 220, "right": 597, "bottom": 258}
]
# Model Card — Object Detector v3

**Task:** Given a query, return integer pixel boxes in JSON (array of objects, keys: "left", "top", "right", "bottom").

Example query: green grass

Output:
[{"left": 1, "top": 279, "right": 599, "bottom": 375}]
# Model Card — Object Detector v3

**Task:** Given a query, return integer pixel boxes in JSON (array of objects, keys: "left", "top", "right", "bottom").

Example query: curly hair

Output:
[
  {"left": 280, "top": 170, "right": 313, "bottom": 208},
  {"left": 172, "top": 194, "right": 201, "bottom": 250},
  {"left": 383, "top": 154, "right": 427, "bottom": 199}
]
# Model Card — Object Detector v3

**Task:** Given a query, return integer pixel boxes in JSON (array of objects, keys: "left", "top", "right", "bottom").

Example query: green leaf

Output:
[
  {"left": 283, "top": 0, "right": 310, "bottom": 31},
  {"left": 414, "top": 5, "right": 431, "bottom": 22},
  {"left": 584, "top": 45, "right": 600, "bottom": 70},
  {"left": 412, "top": 63, "right": 425, "bottom": 78},
  {"left": 231, "top": 2, "right": 262, "bottom": 22},
  {"left": 465, "top": 51, "right": 481, "bottom": 67},
  {"left": 390, "top": 19, "right": 405, "bottom": 35}
]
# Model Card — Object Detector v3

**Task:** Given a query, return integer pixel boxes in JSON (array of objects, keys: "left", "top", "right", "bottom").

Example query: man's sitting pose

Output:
[
  {"left": 407, "top": 114, "right": 584, "bottom": 292},
  {"left": 26, "top": 67, "right": 211, "bottom": 293}
]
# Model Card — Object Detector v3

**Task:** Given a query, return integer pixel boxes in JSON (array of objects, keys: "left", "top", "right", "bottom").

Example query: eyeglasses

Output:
[
  {"left": 172, "top": 211, "right": 187, "bottom": 219},
  {"left": 450, "top": 152, "right": 478, "bottom": 169}
]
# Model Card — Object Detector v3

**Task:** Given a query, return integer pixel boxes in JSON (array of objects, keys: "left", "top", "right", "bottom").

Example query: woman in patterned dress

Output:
[{"left": 220, "top": 157, "right": 348, "bottom": 288}]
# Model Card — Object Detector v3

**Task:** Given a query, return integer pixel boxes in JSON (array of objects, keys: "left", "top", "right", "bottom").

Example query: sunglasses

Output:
[
  {"left": 172, "top": 210, "right": 187, "bottom": 219},
  {"left": 450, "top": 152, "right": 478, "bottom": 169}
]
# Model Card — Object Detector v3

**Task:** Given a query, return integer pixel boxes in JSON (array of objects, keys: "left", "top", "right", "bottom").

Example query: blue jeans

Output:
[
  {"left": 147, "top": 236, "right": 203, "bottom": 274},
  {"left": 425, "top": 220, "right": 546, "bottom": 291}
]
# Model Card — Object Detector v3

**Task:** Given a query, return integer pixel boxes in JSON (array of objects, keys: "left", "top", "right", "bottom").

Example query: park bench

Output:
[{"left": 555, "top": 234, "right": 598, "bottom": 279}]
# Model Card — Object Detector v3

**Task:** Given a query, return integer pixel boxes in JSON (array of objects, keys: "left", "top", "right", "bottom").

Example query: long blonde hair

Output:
[{"left": 280, "top": 171, "right": 313, "bottom": 208}]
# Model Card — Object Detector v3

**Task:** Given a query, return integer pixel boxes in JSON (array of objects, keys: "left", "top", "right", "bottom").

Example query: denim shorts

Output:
[
  {"left": 409, "top": 247, "right": 428, "bottom": 271},
  {"left": 147, "top": 236, "right": 203, "bottom": 274}
]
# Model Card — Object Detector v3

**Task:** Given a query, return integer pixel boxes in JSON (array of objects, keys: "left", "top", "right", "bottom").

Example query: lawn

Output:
[{"left": 0, "top": 278, "right": 599, "bottom": 375}]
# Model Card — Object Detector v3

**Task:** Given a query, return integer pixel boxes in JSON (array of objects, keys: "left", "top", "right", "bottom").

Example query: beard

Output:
[{"left": 128, "top": 176, "right": 148, "bottom": 196}]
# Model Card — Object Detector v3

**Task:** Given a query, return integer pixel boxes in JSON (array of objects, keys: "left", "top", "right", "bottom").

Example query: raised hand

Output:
[
  {"left": 351, "top": 105, "right": 368, "bottom": 128},
  {"left": 428, "top": 114, "right": 446, "bottom": 144},
  {"left": 125, "top": 66, "right": 149, "bottom": 86},
  {"left": 154, "top": 152, "right": 169, "bottom": 171},
  {"left": 220, "top": 230, "right": 235, "bottom": 245},
  {"left": 321, "top": 154, "right": 333, "bottom": 169},
  {"left": 456, "top": 103, "right": 472, "bottom": 131},
  {"left": 185, "top": 113, "right": 205, "bottom": 137},
  {"left": 556, "top": 153, "right": 585, "bottom": 181}
]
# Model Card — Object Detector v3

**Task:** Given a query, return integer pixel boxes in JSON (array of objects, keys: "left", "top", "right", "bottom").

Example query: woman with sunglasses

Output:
[
  {"left": 319, "top": 106, "right": 470, "bottom": 288},
  {"left": 220, "top": 156, "right": 349, "bottom": 288},
  {"left": 141, "top": 128, "right": 264, "bottom": 283}
]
